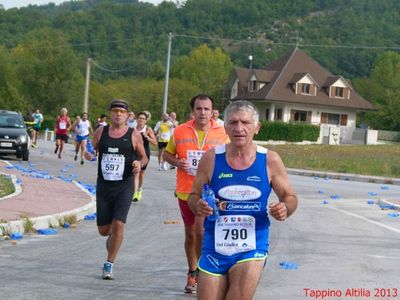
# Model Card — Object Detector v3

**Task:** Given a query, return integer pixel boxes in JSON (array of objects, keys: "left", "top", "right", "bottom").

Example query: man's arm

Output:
[
  {"left": 92, "top": 126, "right": 103, "bottom": 152},
  {"left": 188, "top": 149, "right": 215, "bottom": 217},
  {"left": 267, "top": 150, "right": 298, "bottom": 221}
]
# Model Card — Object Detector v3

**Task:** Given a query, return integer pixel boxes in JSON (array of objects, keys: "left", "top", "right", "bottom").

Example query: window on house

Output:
[
  {"left": 320, "top": 113, "right": 347, "bottom": 125},
  {"left": 327, "top": 113, "right": 340, "bottom": 125},
  {"left": 301, "top": 83, "right": 311, "bottom": 94},
  {"left": 291, "top": 110, "right": 308, "bottom": 122},
  {"left": 275, "top": 108, "right": 283, "bottom": 121},
  {"left": 248, "top": 80, "right": 258, "bottom": 92},
  {"left": 335, "top": 87, "right": 344, "bottom": 98},
  {"left": 265, "top": 108, "right": 270, "bottom": 120}
]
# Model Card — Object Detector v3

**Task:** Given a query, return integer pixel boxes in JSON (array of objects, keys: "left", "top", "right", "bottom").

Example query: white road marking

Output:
[{"left": 326, "top": 206, "right": 400, "bottom": 234}]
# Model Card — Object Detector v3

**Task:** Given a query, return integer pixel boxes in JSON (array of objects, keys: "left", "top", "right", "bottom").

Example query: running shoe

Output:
[
  {"left": 102, "top": 261, "right": 113, "bottom": 280},
  {"left": 184, "top": 273, "right": 197, "bottom": 294},
  {"left": 54, "top": 146, "right": 59, "bottom": 154},
  {"left": 132, "top": 191, "right": 142, "bottom": 202},
  {"left": 81, "top": 159, "right": 84, "bottom": 165},
  {"left": 132, "top": 191, "right": 139, "bottom": 202},
  {"left": 163, "top": 162, "right": 168, "bottom": 171},
  {"left": 74, "top": 154, "right": 78, "bottom": 161}
]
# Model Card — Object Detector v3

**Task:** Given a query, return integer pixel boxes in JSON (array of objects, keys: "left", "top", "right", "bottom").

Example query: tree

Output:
[
  {"left": 0, "top": 45, "right": 26, "bottom": 111},
  {"left": 11, "top": 28, "right": 83, "bottom": 117},
  {"left": 172, "top": 44, "right": 233, "bottom": 108},
  {"left": 354, "top": 51, "right": 400, "bottom": 131}
]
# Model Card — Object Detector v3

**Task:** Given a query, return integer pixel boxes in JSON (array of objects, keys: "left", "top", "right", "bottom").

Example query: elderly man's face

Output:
[
  {"left": 110, "top": 108, "right": 128, "bottom": 125},
  {"left": 225, "top": 109, "right": 260, "bottom": 147}
]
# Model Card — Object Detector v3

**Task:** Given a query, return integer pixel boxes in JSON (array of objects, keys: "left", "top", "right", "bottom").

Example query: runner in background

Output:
[
  {"left": 132, "top": 111, "right": 157, "bottom": 202},
  {"left": 72, "top": 112, "right": 94, "bottom": 165},
  {"left": 54, "top": 107, "right": 71, "bottom": 159},
  {"left": 154, "top": 113, "right": 173, "bottom": 171},
  {"left": 31, "top": 109, "right": 44, "bottom": 147}
]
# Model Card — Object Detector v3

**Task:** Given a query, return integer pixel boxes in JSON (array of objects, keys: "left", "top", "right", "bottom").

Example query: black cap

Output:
[{"left": 109, "top": 99, "right": 129, "bottom": 111}]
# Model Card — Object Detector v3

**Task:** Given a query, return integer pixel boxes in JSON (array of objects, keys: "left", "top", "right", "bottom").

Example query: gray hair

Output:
[{"left": 223, "top": 100, "right": 259, "bottom": 125}]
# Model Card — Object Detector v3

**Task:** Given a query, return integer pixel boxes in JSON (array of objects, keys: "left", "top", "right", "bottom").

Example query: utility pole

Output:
[
  {"left": 83, "top": 58, "right": 91, "bottom": 113},
  {"left": 162, "top": 32, "right": 172, "bottom": 114}
]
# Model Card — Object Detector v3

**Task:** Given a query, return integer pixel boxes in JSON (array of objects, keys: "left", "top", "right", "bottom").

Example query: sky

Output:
[{"left": 0, "top": 0, "right": 166, "bottom": 9}]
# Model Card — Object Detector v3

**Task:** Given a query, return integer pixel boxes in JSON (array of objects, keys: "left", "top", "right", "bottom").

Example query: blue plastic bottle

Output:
[{"left": 202, "top": 184, "right": 219, "bottom": 221}]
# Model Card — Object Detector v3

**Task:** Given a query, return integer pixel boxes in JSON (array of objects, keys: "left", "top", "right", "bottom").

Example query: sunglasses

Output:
[{"left": 111, "top": 108, "right": 128, "bottom": 114}]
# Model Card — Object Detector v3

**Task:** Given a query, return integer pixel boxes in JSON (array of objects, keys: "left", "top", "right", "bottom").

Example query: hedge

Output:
[{"left": 255, "top": 121, "right": 320, "bottom": 142}]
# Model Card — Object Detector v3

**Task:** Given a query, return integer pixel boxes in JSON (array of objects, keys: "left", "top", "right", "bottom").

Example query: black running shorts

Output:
[{"left": 96, "top": 176, "right": 134, "bottom": 226}]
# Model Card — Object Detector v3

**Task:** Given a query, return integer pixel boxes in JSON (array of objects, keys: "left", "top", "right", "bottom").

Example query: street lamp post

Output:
[
  {"left": 162, "top": 32, "right": 172, "bottom": 114},
  {"left": 83, "top": 58, "right": 91, "bottom": 113}
]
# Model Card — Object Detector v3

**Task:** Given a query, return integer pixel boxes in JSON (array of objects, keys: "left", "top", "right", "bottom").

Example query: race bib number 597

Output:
[{"left": 101, "top": 153, "right": 125, "bottom": 181}]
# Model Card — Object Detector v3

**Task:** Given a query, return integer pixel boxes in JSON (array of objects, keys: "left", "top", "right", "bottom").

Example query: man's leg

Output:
[
  {"left": 197, "top": 272, "right": 228, "bottom": 300},
  {"left": 80, "top": 140, "right": 87, "bottom": 164},
  {"left": 184, "top": 223, "right": 199, "bottom": 273},
  {"left": 98, "top": 220, "right": 125, "bottom": 263},
  {"left": 225, "top": 260, "right": 265, "bottom": 300},
  {"left": 74, "top": 141, "right": 80, "bottom": 161},
  {"left": 157, "top": 147, "right": 163, "bottom": 170},
  {"left": 55, "top": 139, "right": 60, "bottom": 154},
  {"left": 58, "top": 140, "right": 64, "bottom": 158}
]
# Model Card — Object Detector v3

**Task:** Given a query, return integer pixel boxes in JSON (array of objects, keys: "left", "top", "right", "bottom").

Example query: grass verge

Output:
[
  {"left": 266, "top": 144, "right": 400, "bottom": 178},
  {"left": 0, "top": 175, "right": 15, "bottom": 198}
]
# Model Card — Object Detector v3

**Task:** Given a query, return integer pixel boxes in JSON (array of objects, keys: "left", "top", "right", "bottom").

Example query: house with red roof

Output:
[{"left": 229, "top": 48, "right": 376, "bottom": 144}]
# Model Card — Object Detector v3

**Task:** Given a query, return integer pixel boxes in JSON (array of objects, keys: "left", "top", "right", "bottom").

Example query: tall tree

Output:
[
  {"left": 354, "top": 51, "right": 400, "bottom": 131},
  {"left": 0, "top": 45, "right": 25, "bottom": 111},
  {"left": 172, "top": 44, "right": 233, "bottom": 108},
  {"left": 11, "top": 28, "right": 83, "bottom": 117}
]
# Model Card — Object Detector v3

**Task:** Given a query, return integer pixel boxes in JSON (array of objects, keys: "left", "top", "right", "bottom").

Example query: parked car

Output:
[{"left": 0, "top": 110, "right": 30, "bottom": 161}]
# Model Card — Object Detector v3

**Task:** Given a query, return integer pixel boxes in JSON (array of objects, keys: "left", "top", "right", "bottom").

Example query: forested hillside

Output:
[{"left": 0, "top": 0, "right": 399, "bottom": 130}]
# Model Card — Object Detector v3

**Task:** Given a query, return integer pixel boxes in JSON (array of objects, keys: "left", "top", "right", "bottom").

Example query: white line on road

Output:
[{"left": 326, "top": 206, "right": 400, "bottom": 234}]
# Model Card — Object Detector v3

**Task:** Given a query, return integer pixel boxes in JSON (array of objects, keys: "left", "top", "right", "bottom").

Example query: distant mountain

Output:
[{"left": 1, "top": 0, "right": 399, "bottom": 79}]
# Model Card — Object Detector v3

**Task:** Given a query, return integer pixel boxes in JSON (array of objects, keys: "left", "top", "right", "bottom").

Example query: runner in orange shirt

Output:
[{"left": 163, "top": 94, "right": 228, "bottom": 294}]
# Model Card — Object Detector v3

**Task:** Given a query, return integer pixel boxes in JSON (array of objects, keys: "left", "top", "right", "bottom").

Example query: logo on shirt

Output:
[
  {"left": 218, "top": 185, "right": 261, "bottom": 201},
  {"left": 218, "top": 172, "right": 233, "bottom": 179},
  {"left": 107, "top": 147, "right": 119, "bottom": 153},
  {"left": 247, "top": 176, "right": 261, "bottom": 182},
  {"left": 219, "top": 201, "right": 261, "bottom": 212}
]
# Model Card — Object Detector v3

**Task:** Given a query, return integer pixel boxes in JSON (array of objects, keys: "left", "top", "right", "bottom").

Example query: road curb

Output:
[
  {"left": 377, "top": 199, "right": 400, "bottom": 211},
  {"left": 0, "top": 181, "right": 96, "bottom": 235},
  {"left": 287, "top": 168, "right": 400, "bottom": 186}
]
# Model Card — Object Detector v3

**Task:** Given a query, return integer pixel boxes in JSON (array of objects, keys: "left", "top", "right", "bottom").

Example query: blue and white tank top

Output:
[{"left": 202, "top": 144, "right": 272, "bottom": 256}]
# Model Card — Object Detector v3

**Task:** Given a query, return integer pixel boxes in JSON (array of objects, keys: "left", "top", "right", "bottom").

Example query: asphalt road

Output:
[{"left": 0, "top": 140, "right": 399, "bottom": 299}]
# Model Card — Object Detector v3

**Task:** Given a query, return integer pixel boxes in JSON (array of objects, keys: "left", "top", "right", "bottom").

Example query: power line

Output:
[
  {"left": 174, "top": 33, "right": 400, "bottom": 51},
  {"left": 90, "top": 58, "right": 136, "bottom": 73}
]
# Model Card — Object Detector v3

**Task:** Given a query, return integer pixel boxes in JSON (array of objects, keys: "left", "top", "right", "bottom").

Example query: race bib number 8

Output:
[
  {"left": 101, "top": 154, "right": 125, "bottom": 181},
  {"left": 215, "top": 215, "right": 256, "bottom": 256},
  {"left": 187, "top": 150, "right": 205, "bottom": 176}
]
